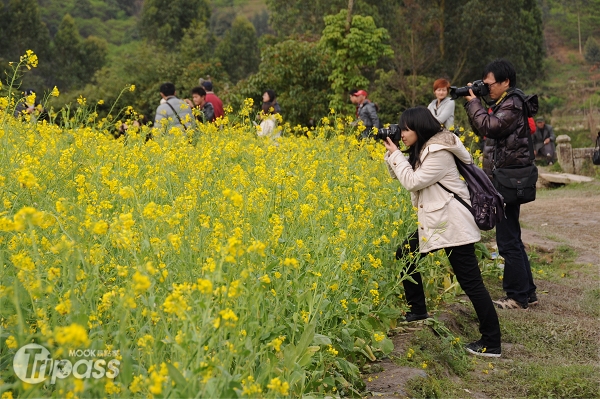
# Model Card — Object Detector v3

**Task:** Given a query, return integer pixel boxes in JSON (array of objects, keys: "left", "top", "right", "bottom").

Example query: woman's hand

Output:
[{"left": 383, "top": 137, "right": 399, "bottom": 154}]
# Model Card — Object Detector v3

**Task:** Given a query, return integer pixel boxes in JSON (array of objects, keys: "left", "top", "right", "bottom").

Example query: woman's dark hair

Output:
[
  {"left": 398, "top": 106, "right": 443, "bottom": 169},
  {"left": 264, "top": 90, "right": 276, "bottom": 102}
]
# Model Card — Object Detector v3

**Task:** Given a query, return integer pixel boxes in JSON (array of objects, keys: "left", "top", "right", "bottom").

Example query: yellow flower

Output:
[
  {"left": 137, "top": 334, "right": 154, "bottom": 349},
  {"left": 327, "top": 345, "right": 338, "bottom": 356},
  {"left": 267, "top": 377, "right": 289, "bottom": 396},
  {"left": 105, "top": 379, "right": 121, "bottom": 395},
  {"left": 20, "top": 49, "right": 38, "bottom": 69},
  {"left": 5, "top": 335, "right": 18, "bottom": 349},
  {"left": 16, "top": 168, "right": 39, "bottom": 189},
  {"left": 132, "top": 271, "right": 151, "bottom": 294},
  {"left": 97, "top": 99, "right": 104, "bottom": 105},
  {"left": 258, "top": 274, "right": 271, "bottom": 284},
  {"left": 129, "top": 84, "right": 136, "bottom": 92},
  {"left": 268, "top": 335, "right": 286, "bottom": 352},
  {"left": 92, "top": 220, "right": 109, "bottom": 235},
  {"left": 55, "top": 298, "right": 72, "bottom": 315},
  {"left": 51, "top": 86, "right": 60, "bottom": 97},
  {"left": 54, "top": 323, "right": 90, "bottom": 347},
  {"left": 197, "top": 278, "right": 213, "bottom": 294}
]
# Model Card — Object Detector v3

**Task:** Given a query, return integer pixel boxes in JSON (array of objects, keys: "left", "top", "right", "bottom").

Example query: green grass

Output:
[{"left": 393, "top": 242, "right": 600, "bottom": 399}]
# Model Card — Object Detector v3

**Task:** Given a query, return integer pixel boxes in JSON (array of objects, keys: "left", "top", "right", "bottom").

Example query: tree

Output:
[
  {"left": 51, "top": 14, "right": 83, "bottom": 89},
  {"left": 319, "top": 9, "right": 393, "bottom": 111},
  {"left": 51, "top": 14, "right": 108, "bottom": 90},
  {"left": 139, "top": 0, "right": 210, "bottom": 48},
  {"left": 0, "top": 0, "right": 51, "bottom": 73},
  {"left": 584, "top": 36, "right": 600, "bottom": 66},
  {"left": 235, "top": 39, "right": 332, "bottom": 126},
  {"left": 80, "top": 36, "right": 108, "bottom": 81},
  {"left": 215, "top": 16, "right": 260, "bottom": 84}
]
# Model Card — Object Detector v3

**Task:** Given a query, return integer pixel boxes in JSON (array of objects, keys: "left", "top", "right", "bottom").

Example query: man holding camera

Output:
[{"left": 463, "top": 59, "right": 538, "bottom": 310}]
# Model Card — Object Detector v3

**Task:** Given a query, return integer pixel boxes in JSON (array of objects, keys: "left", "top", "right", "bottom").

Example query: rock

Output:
[{"left": 538, "top": 172, "right": 594, "bottom": 184}]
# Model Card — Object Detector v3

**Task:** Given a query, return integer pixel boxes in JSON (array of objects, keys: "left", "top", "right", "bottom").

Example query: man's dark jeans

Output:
[
  {"left": 398, "top": 232, "right": 501, "bottom": 347},
  {"left": 496, "top": 202, "right": 537, "bottom": 305}
]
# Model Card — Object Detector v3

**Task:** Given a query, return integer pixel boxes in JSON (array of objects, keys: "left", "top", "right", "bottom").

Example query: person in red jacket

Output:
[{"left": 200, "top": 80, "right": 224, "bottom": 120}]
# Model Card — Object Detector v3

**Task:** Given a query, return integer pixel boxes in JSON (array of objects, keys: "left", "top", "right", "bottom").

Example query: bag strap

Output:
[
  {"left": 437, "top": 182, "right": 472, "bottom": 211},
  {"left": 164, "top": 99, "right": 188, "bottom": 130}
]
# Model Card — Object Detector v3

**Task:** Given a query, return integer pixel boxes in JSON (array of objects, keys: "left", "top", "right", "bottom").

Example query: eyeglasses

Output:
[{"left": 485, "top": 81, "right": 499, "bottom": 90}]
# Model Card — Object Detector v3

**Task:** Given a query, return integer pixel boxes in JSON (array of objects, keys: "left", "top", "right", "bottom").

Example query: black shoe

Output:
[
  {"left": 465, "top": 340, "right": 502, "bottom": 358},
  {"left": 528, "top": 292, "right": 539, "bottom": 306},
  {"left": 404, "top": 312, "right": 429, "bottom": 322}
]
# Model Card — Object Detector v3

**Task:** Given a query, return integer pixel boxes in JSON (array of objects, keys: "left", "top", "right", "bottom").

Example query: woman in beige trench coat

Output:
[{"left": 383, "top": 106, "right": 502, "bottom": 358}]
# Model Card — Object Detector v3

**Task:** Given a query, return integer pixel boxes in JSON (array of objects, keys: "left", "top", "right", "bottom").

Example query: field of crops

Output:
[{"left": 0, "top": 54, "right": 470, "bottom": 398}]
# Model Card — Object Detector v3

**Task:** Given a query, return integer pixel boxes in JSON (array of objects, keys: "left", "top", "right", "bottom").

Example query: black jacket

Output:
[{"left": 465, "top": 88, "right": 534, "bottom": 178}]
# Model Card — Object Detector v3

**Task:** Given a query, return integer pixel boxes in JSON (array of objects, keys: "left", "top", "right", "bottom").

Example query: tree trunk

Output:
[
  {"left": 439, "top": 0, "right": 445, "bottom": 58},
  {"left": 578, "top": 11, "right": 582, "bottom": 55},
  {"left": 346, "top": 0, "right": 354, "bottom": 33}
]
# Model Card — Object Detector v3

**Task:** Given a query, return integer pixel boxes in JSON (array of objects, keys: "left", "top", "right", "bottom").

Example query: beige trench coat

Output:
[{"left": 385, "top": 131, "right": 481, "bottom": 253}]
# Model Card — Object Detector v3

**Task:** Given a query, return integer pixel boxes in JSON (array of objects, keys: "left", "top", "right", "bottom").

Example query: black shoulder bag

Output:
[
  {"left": 490, "top": 91, "right": 538, "bottom": 205},
  {"left": 593, "top": 132, "right": 600, "bottom": 165}
]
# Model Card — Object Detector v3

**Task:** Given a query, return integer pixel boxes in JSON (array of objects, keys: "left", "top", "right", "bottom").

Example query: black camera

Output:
[
  {"left": 375, "top": 124, "right": 401, "bottom": 144},
  {"left": 449, "top": 80, "right": 489, "bottom": 100}
]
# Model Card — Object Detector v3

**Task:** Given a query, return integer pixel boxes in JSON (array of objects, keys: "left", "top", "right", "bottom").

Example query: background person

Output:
[
  {"left": 532, "top": 117, "right": 556, "bottom": 165},
  {"left": 383, "top": 106, "right": 501, "bottom": 358},
  {"left": 154, "top": 82, "right": 193, "bottom": 131},
  {"left": 464, "top": 59, "right": 538, "bottom": 310},
  {"left": 427, "top": 78, "right": 455, "bottom": 129},
  {"left": 262, "top": 90, "right": 281, "bottom": 115},
  {"left": 13, "top": 88, "right": 48, "bottom": 122},
  {"left": 258, "top": 90, "right": 281, "bottom": 138},
  {"left": 185, "top": 86, "right": 215, "bottom": 122},
  {"left": 352, "top": 89, "right": 380, "bottom": 139},
  {"left": 200, "top": 79, "right": 224, "bottom": 120}
]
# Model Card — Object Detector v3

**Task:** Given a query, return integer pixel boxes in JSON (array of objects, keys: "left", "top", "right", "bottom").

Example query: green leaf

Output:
[{"left": 312, "top": 333, "right": 332, "bottom": 345}]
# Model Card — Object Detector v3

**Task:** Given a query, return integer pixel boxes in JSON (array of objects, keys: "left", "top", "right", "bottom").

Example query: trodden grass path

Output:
[{"left": 363, "top": 182, "right": 600, "bottom": 398}]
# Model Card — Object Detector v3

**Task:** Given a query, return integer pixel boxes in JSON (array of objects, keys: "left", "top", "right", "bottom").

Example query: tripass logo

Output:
[{"left": 13, "top": 343, "right": 120, "bottom": 384}]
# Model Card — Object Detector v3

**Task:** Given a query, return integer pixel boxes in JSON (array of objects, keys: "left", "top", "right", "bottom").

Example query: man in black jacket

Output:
[
  {"left": 533, "top": 117, "right": 556, "bottom": 164},
  {"left": 464, "top": 59, "right": 538, "bottom": 311},
  {"left": 352, "top": 89, "right": 380, "bottom": 139}
]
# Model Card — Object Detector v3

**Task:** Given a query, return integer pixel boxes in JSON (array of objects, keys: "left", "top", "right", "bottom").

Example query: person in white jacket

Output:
[
  {"left": 383, "top": 106, "right": 501, "bottom": 358},
  {"left": 427, "top": 78, "right": 455, "bottom": 129}
]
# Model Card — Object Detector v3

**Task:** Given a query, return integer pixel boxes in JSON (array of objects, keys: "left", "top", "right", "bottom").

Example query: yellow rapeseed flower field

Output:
[{"left": 0, "top": 52, "right": 468, "bottom": 398}]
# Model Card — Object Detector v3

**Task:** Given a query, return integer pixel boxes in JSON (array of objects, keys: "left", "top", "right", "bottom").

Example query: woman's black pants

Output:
[{"left": 397, "top": 231, "right": 501, "bottom": 347}]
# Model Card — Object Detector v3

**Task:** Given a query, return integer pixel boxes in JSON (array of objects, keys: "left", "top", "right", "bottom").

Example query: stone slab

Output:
[{"left": 539, "top": 172, "right": 594, "bottom": 184}]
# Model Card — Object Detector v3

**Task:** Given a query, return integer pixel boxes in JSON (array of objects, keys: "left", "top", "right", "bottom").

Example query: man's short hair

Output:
[
  {"left": 191, "top": 86, "right": 207, "bottom": 97},
  {"left": 433, "top": 78, "right": 450, "bottom": 91},
  {"left": 160, "top": 82, "right": 176, "bottom": 96},
  {"left": 201, "top": 81, "right": 213, "bottom": 91},
  {"left": 349, "top": 89, "right": 358, "bottom": 96},
  {"left": 483, "top": 59, "right": 516, "bottom": 88}
]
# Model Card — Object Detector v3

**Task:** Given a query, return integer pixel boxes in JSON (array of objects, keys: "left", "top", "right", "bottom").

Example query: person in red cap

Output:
[{"left": 351, "top": 89, "right": 380, "bottom": 139}]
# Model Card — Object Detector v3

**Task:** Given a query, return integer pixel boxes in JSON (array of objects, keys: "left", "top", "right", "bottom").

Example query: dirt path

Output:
[
  {"left": 520, "top": 180, "right": 600, "bottom": 265},
  {"left": 363, "top": 180, "right": 600, "bottom": 397}
]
